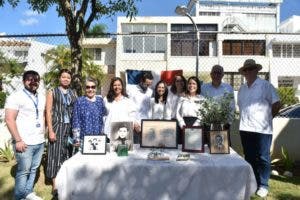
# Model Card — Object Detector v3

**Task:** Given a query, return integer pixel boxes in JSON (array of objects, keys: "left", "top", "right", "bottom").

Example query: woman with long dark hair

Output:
[
  {"left": 176, "top": 76, "right": 204, "bottom": 128},
  {"left": 149, "top": 80, "right": 171, "bottom": 119},
  {"left": 104, "top": 77, "right": 136, "bottom": 139},
  {"left": 167, "top": 75, "right": 187, "bottom": 119}
]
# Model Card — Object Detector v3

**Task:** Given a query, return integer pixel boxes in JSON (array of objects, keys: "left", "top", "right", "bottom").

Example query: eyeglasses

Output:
[{"left": 86, "top": 85, "right": 96, "bottom": 89}]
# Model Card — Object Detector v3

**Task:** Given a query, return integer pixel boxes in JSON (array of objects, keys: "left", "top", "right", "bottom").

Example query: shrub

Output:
[
  {"left": 0, "top": 142, "right": 15, "bottom": 162},
  {"left": 0, "top": 91, "right": 7, "bottom": 108},
  {"left": 277, "top": 87, "right": 299, "bottom": 108}
]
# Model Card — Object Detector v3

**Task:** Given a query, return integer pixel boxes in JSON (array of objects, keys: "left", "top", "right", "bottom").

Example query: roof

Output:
[{"left": 0, "top": 40, "right": 31, "bottom": 47}]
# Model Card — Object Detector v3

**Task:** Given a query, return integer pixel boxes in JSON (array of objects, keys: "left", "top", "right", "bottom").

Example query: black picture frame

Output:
[
  {"left": 182, "top": 126, "right": 204, "bottom": 153},
  {"left": 209, "top": 130, "right": 230, "bottom": 154},
  {"left": 82, "top": 135, "right": 106, "bottom": 155},
  {"left": 141, "top": 119, "right": 178, "bottom": 149},
  {"left": 110, "top": 121, "right": 134, "bottom": 151}
]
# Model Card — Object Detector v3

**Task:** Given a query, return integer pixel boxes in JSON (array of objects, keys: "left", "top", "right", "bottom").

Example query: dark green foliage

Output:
[
  {"left": 277, "top": 87, "right": 299, "bottom": 108},
  {"left": 0, "top": 91, "right": 7, "bottom": 108}
]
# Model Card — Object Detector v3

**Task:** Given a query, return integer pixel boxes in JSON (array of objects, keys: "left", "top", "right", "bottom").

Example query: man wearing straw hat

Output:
[{"left": 238, "top": 59, "right": 281, "bottom": 198}]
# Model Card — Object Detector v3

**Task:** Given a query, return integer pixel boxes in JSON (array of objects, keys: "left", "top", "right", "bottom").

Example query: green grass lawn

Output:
[{"left": 1, "top": 158, "right": 300, "bottom": 200}]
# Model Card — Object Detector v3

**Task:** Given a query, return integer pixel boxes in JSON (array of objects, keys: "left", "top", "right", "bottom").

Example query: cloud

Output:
[
  {"left": 20, "top": 17, "right": 39, "bottom": 26},
  {"left": 23, "top": 10, "right": 44, "bottom": 17}
]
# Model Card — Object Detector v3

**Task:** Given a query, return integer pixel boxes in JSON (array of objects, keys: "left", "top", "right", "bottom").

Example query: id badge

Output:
[{"left": 64, "top": 114, "right": 70, "bottom": 124}]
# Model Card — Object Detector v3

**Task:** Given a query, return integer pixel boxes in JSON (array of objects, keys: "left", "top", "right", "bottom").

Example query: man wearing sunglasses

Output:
[
  {"left": 5, "top": 70, "right": 45, "bottom": 200},
  {"left": 238, "top": 59, "right": 281, "bottom": 198}
]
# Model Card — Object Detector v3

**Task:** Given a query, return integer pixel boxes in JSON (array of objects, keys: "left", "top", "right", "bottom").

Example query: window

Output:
[
  {"left": 87, "top": 48, "right": 102, "bottom": 60},
  {"left": 171, "top": 24, "right": 217, "bottom": 56},
  {"left": 121, "top": 24, "right": 167, "bottom": 53},
  {"left": 223, "top": 72, "right": 269, "bottom": 91},
  {"left": 14, "top": 50, "right": 28, "bottom": 59},
  {"left": 199, "top": 12, "right": 220, "bottom": 16},
  {"left": 272, "top": 44, "right": 300, "bottom": 58},
  {"left": 223, "top": 40, "right": 265, "bottom": 55}
]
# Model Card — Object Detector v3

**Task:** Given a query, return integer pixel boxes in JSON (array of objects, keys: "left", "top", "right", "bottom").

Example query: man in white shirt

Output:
[
  {"left": 201, "top": 65, "right": 235, "bottom": 145},
  {"left": 5, "top": 70, "right": 45, "bottom": 200},
  {"left": 238, "top": 59, "right": 280, "bottom": 198},
  {"left": 127, "top": 71, "right": 153, "bottom": 143}
]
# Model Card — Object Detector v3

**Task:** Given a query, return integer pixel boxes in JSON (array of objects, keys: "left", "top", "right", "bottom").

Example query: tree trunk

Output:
[{"left": 68, "top": 31, "right": 84, "bottom": 96}]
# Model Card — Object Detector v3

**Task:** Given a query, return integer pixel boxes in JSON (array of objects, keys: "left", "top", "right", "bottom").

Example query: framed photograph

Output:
[
  {"left": 209, "top": 130, "right": 230, "bottom": 154},
  {"left": 182, "top": 126, "right": 204, "bottom": 153},
  {"left": 82, "top": 135, "right": 106, "bottom": 154},
  {"left": 141, "top": 119, "right": 177, "bottom": 149},
  {"left": 110, "top": 121, "right": 133, "bottom": 151}
]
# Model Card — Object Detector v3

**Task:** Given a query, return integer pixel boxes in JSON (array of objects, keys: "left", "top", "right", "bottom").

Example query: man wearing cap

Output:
[
  {"left": 237, "top": 59, "right": 280, "bottom": 198},
  {"left": 201, "top": 64, "right": 235, "bottom": 145}
]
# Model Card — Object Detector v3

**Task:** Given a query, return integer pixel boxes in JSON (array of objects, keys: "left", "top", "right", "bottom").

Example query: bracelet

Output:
[{"left": 15, "top": 140, "right": 22, "bottom": 143}]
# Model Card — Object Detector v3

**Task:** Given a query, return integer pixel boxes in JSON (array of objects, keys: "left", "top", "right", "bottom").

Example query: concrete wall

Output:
[{"left": 230, "top": 118, "right": 300, "bottom": 162}]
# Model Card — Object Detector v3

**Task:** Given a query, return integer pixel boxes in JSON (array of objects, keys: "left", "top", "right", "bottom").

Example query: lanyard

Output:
[
  {"left": 23, "top": 89, "right": 39, "bottom": 119},
  {"left": 59, "top": 88, "right": 71, "bottom": 106}
]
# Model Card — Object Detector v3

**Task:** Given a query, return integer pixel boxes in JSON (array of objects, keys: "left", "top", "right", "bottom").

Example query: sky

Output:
[{"left": 0, "top": 0, "right": 299, "bottom": 35}]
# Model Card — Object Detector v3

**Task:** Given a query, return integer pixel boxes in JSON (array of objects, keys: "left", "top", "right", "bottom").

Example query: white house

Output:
[
  {"left": 113, "top": 0, "right": 300, "bottom": 95},
  {"left": 0, "top": 38, "right": 55, "bottom": 93},
  {"left": 81, "top": 37, "right": 116, "bottom": 95}
]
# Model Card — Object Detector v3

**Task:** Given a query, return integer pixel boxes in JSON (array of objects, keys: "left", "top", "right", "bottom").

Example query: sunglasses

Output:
[
  {"left": 25, "top": 77, "right": 40, "bottom": 83},
  {"left": 86, "top": 85, "right": 96, "bottom": 89}
]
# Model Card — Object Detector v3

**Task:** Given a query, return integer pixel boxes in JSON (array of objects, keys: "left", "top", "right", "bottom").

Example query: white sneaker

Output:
[
  {"left": 256, "top": 187, "right": 268, "bottom": 198},
  {"left": 25, "top": 192, "right": 43, "bottom": 200}
]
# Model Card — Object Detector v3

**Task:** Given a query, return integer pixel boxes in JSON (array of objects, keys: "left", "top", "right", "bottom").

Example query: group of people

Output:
[{"left": 4, "top": 58, "right": 280, "bottom": 199}]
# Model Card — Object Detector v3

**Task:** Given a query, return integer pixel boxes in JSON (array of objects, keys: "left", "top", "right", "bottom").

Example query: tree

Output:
[
  {"left": 0, "top": 51, "right": 24, "bottom": 91},
  {"left": 21, "top": 0, "right": 140, "bottom": 94},
  {"left": 87, "top": 23, "right": 107, "bottom": 38},
  {"left": 43, "top": 45, "right": 104, "bottom": 94},
  {"left": 0, "top": 51, "right": 24, "bottom": 108}
]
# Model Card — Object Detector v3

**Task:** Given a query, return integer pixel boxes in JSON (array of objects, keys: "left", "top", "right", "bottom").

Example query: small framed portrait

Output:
[
  {"left": 209, "top": 130, "right": 230, "bottom": 154},
  {"left": 82, "top": 135, "right": 106, "bottom": 154},
  {"left": 182, "top": 126, "right": 204, "bottom": 153},
  {"left": 141, "top": 119, "right": 177, "bottom": 149},
  {"left": 110, "top": 122, "right": 133, "bottom": 152}
]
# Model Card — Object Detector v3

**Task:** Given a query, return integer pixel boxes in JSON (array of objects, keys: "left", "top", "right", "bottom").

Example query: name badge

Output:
[{"left": 64, "top": 114, "right": 70, "bottom": 124}]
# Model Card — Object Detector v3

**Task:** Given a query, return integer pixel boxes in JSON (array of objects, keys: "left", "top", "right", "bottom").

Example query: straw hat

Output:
[{"left": 238, "top": 59, "right": 262, "bottom": 73}]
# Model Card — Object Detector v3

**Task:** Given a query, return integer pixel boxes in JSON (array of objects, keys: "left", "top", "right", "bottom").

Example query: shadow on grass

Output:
[
  {"left": 271, "top": 174, "right": 300, "bottom": 185},
  {"left": 276, "top": 193, "right": 300, "bottom": 200}
]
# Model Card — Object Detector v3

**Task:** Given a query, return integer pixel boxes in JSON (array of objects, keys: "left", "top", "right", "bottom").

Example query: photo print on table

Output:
[
  {"left": 110, "top": 121, "right": 133, "bottom": 151},
  {"left": 141, "top": 119, "right": 177, "bottom": 149}
]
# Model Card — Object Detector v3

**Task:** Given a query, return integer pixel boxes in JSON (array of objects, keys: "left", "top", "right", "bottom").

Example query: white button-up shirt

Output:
[
  {"left": 238, "top": 77, "right": 279, "bottom": 135},
  {"left": 176, "top": 95, "right": 204, "bottom": 128},
  {"left": 104, "top": 96, "right": 136, "bottom": 138},
  {"left": 149, "top": 98, "right": 171, "bottom": 120},
  {"left": 127, "top": 85, "right": 153, "bottom": 124},
  {"left": 5, "top": 89, "right": 46, "bottom": 145}
]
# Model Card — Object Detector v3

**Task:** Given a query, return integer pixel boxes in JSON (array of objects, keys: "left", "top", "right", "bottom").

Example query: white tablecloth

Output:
[{"left": 56, "top": 146, "right": 257, "bottom": 200}]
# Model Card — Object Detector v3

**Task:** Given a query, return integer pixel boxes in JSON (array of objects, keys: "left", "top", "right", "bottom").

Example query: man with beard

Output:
[
  {"left": 127, "top": 71, "right": 153, "bottom": 143},
  {"left": 5, "top": 70, "right": 45, "bottom": 200}
]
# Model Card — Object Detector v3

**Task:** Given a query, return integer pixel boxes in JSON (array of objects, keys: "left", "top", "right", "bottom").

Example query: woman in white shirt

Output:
[
  {"left": 149, "top": 80, "right": 171, "bottom": 119},
  {"left": 104, "top": 77, "right": 137, "bottom": 139},
  {"left": 167, "top": 75, "right": 187, "bottom": 119},
  {"left": 177, "top": 76, "right": 204, "bottom": 129}
]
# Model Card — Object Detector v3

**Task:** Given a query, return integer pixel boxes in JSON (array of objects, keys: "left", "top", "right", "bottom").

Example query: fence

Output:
[{"left": 0, "top": 31, "right": 300, "bottom": 105}]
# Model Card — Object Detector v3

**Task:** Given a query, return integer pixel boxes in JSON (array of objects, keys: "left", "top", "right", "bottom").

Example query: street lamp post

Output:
[{"left": 175, "top": 5, "right": 200, "bottom": 78}]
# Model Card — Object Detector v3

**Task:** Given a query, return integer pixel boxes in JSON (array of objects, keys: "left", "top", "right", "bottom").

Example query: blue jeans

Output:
[
  {"left": 240, "top": 131, "right": 272, "bottom": 189},
  {"left": 13, "top": 143, "right": 45, "bottom": 200}
]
